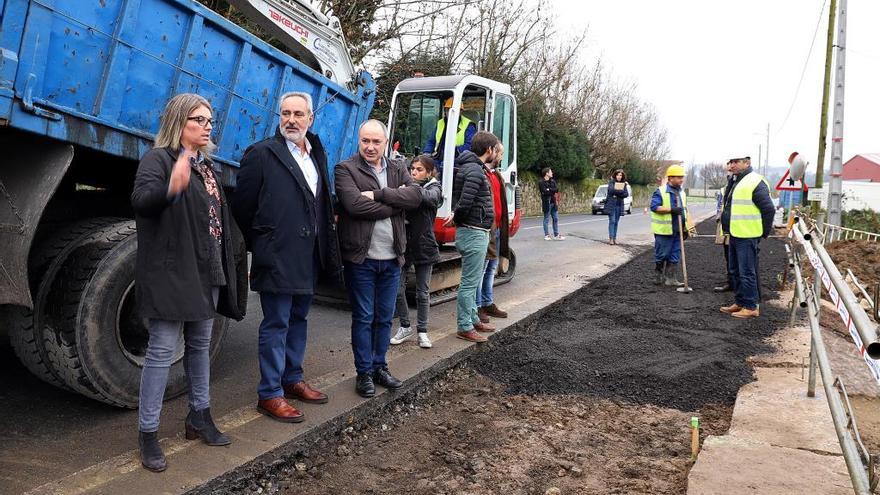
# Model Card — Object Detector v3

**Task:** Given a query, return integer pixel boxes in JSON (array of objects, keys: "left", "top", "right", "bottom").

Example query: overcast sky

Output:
[{"left": 552, "top": 0, "right": 880, "bottom": 170}]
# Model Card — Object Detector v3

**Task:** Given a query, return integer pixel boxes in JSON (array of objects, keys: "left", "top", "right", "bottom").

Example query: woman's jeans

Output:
[
  {"left": 138, "top": 289, "right": 217, "bottom": 433},
  {"left": 608, "top": 205, "right": 622, "bottom": 239},
  {"left": 395, "top": 263, "right": 433, "bottom": 332},
  {"left": 543, "top": 204, "right": 559, "bottom": 236}
]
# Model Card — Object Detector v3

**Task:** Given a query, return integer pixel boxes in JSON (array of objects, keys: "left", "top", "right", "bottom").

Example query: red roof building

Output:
[{"left": 842, "top": 154, "right": 880, "bottom": 182}]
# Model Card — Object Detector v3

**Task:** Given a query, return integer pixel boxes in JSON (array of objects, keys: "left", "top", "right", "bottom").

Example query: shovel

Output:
[{"left": 677, "top": 214, "right": 694, "bottom": 294}]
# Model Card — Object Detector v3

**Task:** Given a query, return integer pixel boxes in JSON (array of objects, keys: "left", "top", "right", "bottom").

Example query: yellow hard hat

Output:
[
  {"left": 666, "top": 164, "right": 685, "bottom": 177},
  {"left": 444, "top": 97, "right": 454, "bottom": 108}
]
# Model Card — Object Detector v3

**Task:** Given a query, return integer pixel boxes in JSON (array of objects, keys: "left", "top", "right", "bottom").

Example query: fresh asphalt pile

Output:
[{"left": 474, "top": 220, "right": 787, "bottom": 411}]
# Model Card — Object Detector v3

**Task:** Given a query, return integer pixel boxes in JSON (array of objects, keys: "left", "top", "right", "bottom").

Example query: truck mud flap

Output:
[{"left": 0, "top": 133, "right": 73, "bottom": 307}]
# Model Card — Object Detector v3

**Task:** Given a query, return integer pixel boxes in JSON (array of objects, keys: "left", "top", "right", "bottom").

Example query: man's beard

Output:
[{"left": 281, "top": 125, "right": 305, "bottom": 142}]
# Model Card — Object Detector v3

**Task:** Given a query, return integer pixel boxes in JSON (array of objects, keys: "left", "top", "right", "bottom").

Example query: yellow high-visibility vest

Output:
[
  {"left": 435, "top": 116, "right": 472, "bottom": 147},
  {"left": 651, "top": 185, "right": 687, "bottom": 235},
  {"left": 730, "top": 171, "right": 769, "bottom": 238}
]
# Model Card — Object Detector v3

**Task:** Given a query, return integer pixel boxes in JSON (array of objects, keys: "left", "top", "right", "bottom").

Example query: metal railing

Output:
[
  {"left": 821, "top": 223, "right": 880, "bottom": 245},
  {"left": 789, "top": 216, "right": 880, "bottom": 494}
]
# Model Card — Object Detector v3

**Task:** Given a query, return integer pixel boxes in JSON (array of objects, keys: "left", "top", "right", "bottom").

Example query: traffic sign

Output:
[
  {"left": 808, "top": 188, "right": 827, "bottom": 203},
  {"left": 775, "top": 169, "right": 808, "bottom": 191}
]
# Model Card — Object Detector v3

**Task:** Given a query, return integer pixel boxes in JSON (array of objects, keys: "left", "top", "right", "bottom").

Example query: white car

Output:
[{"left": 592, "top": 184, "right": 633, "bottom": 215}]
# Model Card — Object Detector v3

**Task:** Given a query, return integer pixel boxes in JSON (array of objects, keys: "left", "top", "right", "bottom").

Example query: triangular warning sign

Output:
[{"left": 775, "top": 169, "right": 808, "bottom": 191}]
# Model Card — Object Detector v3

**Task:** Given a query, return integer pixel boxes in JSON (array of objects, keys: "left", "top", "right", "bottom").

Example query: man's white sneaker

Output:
[
  {"left": 544, "top": 235, "right": 552, "bottom": 241},
  {"left": 417, "top": 332, "right": 432, "bottom": 348},
  {"left": 390, "top": 326, "right": 414, "bottom": 345},
  {"left": 554, "top": 235, "right": 566, "bottom": 241}
]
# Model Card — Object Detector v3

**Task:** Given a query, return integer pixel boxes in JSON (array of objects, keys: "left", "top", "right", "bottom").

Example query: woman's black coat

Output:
[
  {"left": 231, "top": 129, "right": 342, "bottom": 294},
  {"left": 605, "top": 179, "right": 629, "bottom": 211},
  {"left": 404, "top": 178, "right": 443, "bottom": 266},
  {"left": 131, "top": 147, "right": 247, "bottom": 322}
]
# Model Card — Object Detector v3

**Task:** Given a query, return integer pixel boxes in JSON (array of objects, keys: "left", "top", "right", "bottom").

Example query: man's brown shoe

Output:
[
  {"left": 284, "top": 381, "right": 328, "bottom": 404},
  {"left": 720, "top": 303, "right": 742, "bottom": 314},
  {"left": 477, "top": 308, "right": 490, "bottom": 323},
  {"left": 731, "top": 307, "right": 760, "bottom": 319},
  {"left": 473, "top": 321, "right": 496, "bottom": 333},
  {"left": 483, "top": 304, "right": 508, "bottom": 318},
  {"left": 456, "top": 330, "right": 488, "bottom": 343},
  {"left": 257, "top": 397, "right": 304, "bottom": 423}
]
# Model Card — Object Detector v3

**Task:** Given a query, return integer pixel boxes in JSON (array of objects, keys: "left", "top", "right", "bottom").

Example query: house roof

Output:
[{"left": 849, "top": 154, "right": 880, "bottom": 166}]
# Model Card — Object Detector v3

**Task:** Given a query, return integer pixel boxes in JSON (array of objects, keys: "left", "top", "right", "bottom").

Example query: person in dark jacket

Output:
[
  {"left": 131, "top": 93, "right": 246, "bottom": 472},
  {"left": 232, "top": 92, "right": 341, "bottom": 424},
  {"left": 605, "top": 169, "right": 630, "bottom": 245},
  {"left": 719, "top": 157, "right": 775, "bottom": 319},
  {"left": 335, "top": 120, "right": 422, "bottom": 398},
  {"left": 539, "top": 168, "right": 564, "bottom": 240},
  {"left": 476, "top": 142, "right": 511, "bottom": 323},
  {"left": 390, "top": 155, "right": 443, "bottom": 349},
  {"left": 714, "top": 160, "right": 736, "bottom": 292},
  {"left": 446, "top": 131, "right": 498, "bottom": 343}
]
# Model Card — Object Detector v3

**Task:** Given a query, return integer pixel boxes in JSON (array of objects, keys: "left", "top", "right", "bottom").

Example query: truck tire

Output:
[
  {"left": 43, "top": 221, "right": 228, "bottom": 408},
  {"left": 6, "top": 217, "right": 125, "bottom": 390}
]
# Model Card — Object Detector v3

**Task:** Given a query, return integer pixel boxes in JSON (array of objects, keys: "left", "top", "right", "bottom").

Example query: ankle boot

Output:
[
  {"left": 185, "top": 407, "right": 231, "bottom": 446},
  {"left": 654, "top": 262, "right": 664, "bottom": 285},
  {"left": 138, "top": 431, "right": 167, "bottom": 472},
  {"left": 664, "top": 263, "right": 684, "bottom": 287}
]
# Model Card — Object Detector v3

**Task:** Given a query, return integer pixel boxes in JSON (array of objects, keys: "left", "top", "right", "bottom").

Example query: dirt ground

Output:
[
  {"left": 261, "top": 222, "right": 787, "bottom": 495},
  {"left": 825, "top": 239, "right": 880, "bottom": 288}
]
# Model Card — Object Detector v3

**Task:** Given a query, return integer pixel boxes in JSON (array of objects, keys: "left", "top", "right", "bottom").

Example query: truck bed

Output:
[{"left": 0, "top": 0, "right": 375, "bottom": 179}]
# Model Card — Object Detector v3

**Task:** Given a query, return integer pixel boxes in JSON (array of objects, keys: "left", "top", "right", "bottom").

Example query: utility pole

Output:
[
  {"left": 757, "top": 144, "right": 762, "bottom": 175},
  {"left": 765, "top": 122, "right": 770, "bottom": 176},
  {"left": 813, "top": 0, "right": 836, "bottom": 215},
  {"left": 828, "top": 0, "right": 847, "bottom": 226}
]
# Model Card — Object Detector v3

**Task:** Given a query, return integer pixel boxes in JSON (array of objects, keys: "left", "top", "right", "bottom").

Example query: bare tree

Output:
[{"left": 699, "top": 162, "right": 728, "bottom": 188}]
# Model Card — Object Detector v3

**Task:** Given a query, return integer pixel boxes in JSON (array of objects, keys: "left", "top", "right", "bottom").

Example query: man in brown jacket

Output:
[{"left": 334, "top": 120, "right": 422, "bottom": 398}]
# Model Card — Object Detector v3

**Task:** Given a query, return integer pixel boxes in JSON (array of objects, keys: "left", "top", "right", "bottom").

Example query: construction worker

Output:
[
  {"left": 650, "top": 165, "right": 688, "bottom": 286},
  {"left": 423, "top": 97, "right": 477, "bottom": 174},
  {"left": 719, "top": 157, "right": 775, "bottom": 318}
]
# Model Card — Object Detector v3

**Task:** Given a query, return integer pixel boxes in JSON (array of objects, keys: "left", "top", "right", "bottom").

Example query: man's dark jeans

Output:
[
  {"left": 344, "top": 259, "right": 401, "bottom": 374},
  {"left": 729, "top": 237, "right": 761, "bottom": 310}
]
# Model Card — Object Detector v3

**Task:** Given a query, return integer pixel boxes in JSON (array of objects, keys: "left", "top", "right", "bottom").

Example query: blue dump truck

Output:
[{"left": 0, "top": 0, "right": 375, "bottom": 406}]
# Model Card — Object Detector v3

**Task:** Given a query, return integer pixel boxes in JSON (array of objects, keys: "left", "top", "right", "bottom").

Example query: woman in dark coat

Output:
[
  {"left": 605, "top": 169, "right": 630, "bottom": 245},
  {"left": 131, "top": 93, "right": 245, "bottom": 472},
  {"left": 390, "top": 155, "right": 443, "bottom": 349}
]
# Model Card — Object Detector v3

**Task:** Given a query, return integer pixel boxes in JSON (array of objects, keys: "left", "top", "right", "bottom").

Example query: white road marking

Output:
[{"left": 521, "top": 217, "right": 606, "bottom": 230}]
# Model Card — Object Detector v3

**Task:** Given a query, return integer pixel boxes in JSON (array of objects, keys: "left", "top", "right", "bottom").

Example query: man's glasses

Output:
[{"left": 187, "top": 116, "right": 216, "bottom": 128}]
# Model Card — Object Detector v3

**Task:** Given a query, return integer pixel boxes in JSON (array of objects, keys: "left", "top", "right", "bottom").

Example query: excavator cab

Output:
[
  {"left": 387, "top": 75, "right": 520, "bottom": 242},
  {"left": 387, "top": 75, "right": 521, "bottom": 303}
]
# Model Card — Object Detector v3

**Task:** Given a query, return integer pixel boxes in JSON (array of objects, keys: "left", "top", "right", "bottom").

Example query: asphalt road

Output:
[{"left": 0, "top": 204, "right": 715, "bottom": 493}]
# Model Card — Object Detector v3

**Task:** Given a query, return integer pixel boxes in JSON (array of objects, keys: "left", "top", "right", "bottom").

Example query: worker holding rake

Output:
[{"left": 650, "top": 165, "right": 690, "bottom": 287}]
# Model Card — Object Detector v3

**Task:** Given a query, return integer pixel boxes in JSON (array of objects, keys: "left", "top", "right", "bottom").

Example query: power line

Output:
[{"left": 775, "top": 0, "right": 828, "bottom": 135}]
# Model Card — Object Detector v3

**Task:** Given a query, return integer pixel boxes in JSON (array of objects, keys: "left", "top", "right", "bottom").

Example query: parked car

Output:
[{"left": 591, "top": 184, "right": 633, "bottom": 215}]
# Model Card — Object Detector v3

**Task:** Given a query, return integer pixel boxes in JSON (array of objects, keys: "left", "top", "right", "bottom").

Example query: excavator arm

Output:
[{"left": 228, "top": 0, "right": 356, "bottom": 87}]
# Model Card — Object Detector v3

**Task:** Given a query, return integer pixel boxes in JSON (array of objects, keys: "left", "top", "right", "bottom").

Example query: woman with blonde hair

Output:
[{"left": 131, "top": 93, "right": 244, "bottom": 472}]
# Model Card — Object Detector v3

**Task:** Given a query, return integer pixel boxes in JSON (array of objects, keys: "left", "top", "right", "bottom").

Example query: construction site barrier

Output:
[
  {"left": 821, "top": 224, "right": 880, "bottom": 245},
  {"left": 788, "top": 216, "right": 880, "bottom": 494}
]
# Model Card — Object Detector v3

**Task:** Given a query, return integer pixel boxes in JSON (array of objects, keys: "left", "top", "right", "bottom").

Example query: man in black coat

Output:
[{"left": 232, "top": 92, "right": 341, "bottom": 423}]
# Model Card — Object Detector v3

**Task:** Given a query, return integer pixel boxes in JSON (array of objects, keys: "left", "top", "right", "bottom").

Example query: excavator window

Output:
[
  {"left": 389, "top": 87, "right": 489, "bottom": 166},
  {"left": 492, "top": 93, "right": 515, "bottom": 171}
]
